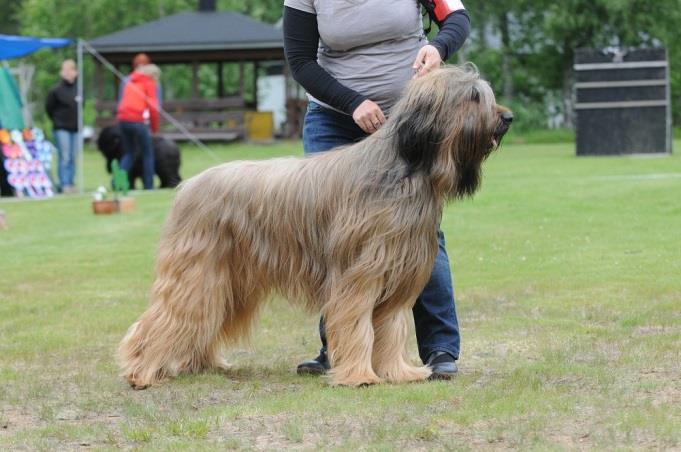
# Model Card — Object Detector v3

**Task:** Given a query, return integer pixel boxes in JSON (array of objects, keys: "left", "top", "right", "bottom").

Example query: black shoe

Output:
[
  {"left": 426, "top": 351, "right": 458, "bottom": 380},
  {"left": 296, "top": 351, "right": 330, "bottom": 375}
]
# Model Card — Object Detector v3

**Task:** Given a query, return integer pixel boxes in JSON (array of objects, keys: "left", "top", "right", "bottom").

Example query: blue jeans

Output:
[
  {"left": 53, "top": 129, "right": 78, "bottom": 189},
  {"left": 119, "top": 121, "right": 155, "bottom": 190},
  {"left": 304, "top": 102, "right": 460, "bottom": 362}
]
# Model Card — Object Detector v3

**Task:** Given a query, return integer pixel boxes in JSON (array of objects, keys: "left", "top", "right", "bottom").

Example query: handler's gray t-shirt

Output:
[{"left": 284, "top": 0, "right": 427, "bottom": 114}]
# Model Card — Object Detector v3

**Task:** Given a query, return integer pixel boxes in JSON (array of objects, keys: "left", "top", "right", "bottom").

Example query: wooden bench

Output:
[{"left": 95, "top": 96, "right": 251, "bottom": 142}]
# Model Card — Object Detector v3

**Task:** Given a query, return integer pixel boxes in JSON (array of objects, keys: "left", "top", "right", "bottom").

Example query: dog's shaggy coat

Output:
[{"left": 118, "top": 66, "right": 511, "bottom": 389}]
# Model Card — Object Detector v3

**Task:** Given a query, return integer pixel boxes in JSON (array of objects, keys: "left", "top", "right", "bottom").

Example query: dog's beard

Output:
[
  {"left": 454, "top": 161, "right": 481, "bottom": 198},
  {"left": 454, "top": 116, "right": 510, "bottom": 198}
]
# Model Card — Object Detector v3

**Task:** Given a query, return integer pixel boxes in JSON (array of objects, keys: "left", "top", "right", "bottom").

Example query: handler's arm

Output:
[
  {"left": 283, "top": 6, "right": 367, "bottom": 115},
  {"left": 430, "top": 9, "right": 471, "bottom": 61},
  {"left": 413, "top": 9, "right": 471, "bottom": 76}
]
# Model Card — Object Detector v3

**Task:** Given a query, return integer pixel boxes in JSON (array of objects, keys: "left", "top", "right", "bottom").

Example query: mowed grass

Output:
[{"left": 1, "top": 137, "right": 680, "bottom": 450}]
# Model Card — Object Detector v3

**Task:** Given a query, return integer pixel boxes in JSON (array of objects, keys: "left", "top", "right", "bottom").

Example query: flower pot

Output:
[
  {"left": 92, "top": 199, "right": 117, "bottom": 215},
  {"left": 116, "top": 196, "right": 136, "bottom": 214}
]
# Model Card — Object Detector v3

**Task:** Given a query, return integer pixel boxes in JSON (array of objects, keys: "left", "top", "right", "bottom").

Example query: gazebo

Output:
[{"left": 89, "top": 0, "right": 290, "bottom": 140}]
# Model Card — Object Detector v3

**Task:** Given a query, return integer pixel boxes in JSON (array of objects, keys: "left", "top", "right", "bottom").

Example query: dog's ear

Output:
[
  {"left": 394, "top": 105, "right": 442, "bottom": 176},
  {"left": 449, "top": 96, "right": 492, "bottom": 197}
]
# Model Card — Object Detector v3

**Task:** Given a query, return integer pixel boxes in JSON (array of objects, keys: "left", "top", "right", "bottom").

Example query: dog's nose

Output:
[{"left": 501, "top": 111, "right": 514, "bottom": 124}]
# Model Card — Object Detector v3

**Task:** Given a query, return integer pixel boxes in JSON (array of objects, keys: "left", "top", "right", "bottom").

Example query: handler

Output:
[
  {"left": 284, "top": 0, "right": 470, "bottom": 378},
  {"left": 116, "top": 64, "right": 161, "bottom": 190}
]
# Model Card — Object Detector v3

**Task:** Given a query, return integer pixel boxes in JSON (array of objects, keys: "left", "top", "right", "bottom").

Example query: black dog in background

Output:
[{"left": 97, "top": 125, "right": 182, "bottom": 189}]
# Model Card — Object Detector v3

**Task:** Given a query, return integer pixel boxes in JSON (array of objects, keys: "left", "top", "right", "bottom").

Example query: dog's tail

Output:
[
  {"left": 117, "top": 167, "right": 264, "bottom": 388},
  {"left": 117, "top": 174, "right": 230, "bottom": 388},
  {"left": 117, "top": 293, "right": 228, "bottom": 390}
]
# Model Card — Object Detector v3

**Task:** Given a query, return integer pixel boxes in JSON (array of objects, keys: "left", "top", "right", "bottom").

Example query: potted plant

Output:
[
  {"left": 112, "top": 160, "right": 135, "bottom": 213},
  {"left": 91, "top": 186, "right": 117, "bottom": 214},
  {"left": 91, "top": 159, "right": 135, "bottom": 214}
]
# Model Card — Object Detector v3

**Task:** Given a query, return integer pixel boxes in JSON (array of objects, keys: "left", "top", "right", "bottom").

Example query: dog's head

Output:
[
  {"left": 97, "top": 125, "right": 124, "bottom": 173},
  {"left": 389, "top": 65, "right": 512, "bottom": 199}
]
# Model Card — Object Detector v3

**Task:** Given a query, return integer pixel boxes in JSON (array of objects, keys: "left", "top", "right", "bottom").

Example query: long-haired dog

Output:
[{"left": 118, "top": 66, "right": 512, "bottom": 389}]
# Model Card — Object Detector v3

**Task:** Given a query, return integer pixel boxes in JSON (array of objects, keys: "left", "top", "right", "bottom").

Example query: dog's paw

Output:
[
  {"left": 381, "top": 364, "right": 432, "bottom": 383},
  {"left": 126, "top": 377, "right": 151, "bottom": 390},
  {"left": 328, "top": 369, "right": 384, "bottom": 387},
  {"left": 125, "top": 372, "right": 155, "bottom": 390}
]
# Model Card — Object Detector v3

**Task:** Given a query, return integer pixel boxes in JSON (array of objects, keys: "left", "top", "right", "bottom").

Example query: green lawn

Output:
[{"left": 1, "top": 138, "right": 680, "bottom": 450}]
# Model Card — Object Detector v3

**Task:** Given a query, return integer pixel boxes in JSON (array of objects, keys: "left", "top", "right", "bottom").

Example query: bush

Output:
[{"left": 498, "top": 98, "right": 548, "bottom": 133}]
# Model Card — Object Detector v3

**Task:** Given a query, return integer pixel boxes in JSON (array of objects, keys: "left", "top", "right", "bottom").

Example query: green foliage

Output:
[
  {"left": 111, "top": 159, "right": 129, "bottom": 197},
  {"left": 498, "top": 99, "right": 548, "bottom": 133},
  {"left": 0, "top": 0, "right": 21, "bottom": 33},
  {"left": 14, "top": 0, "right": 282, "bottom": 128},
  {"left": 465, "top": 0, "right": 681, "bottom": 126},
  {"left": 11, "top": 0, "right": 681, "bottom": 129}
]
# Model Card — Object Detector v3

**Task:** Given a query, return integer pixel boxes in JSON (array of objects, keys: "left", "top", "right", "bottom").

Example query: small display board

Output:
[
  {"left": 0, "top": 128, "right": 55, "bottom": 198},
  {"left": 574, "top": 48, "right": 672, "bottom": 156}
]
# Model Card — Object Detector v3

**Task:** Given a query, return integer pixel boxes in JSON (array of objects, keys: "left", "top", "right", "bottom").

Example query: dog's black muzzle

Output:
[
  {"left": 490, "top": 108, "right": 513, "bottom": 151},
  {"left": 501, "top": 110, "right": 514, "bottom": 126}
]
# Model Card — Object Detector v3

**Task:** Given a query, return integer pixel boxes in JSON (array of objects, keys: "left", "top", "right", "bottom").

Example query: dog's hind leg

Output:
[
  {"left": 324, "top": 278, "right": 384, "bottom": 387},
  {"left": 118, "top": 228, "right": 235, "bottom": 389},
  {"left": 371, "top": 304, "right": 432, "bottom": 383},
  {"left": 209, "top": 283, "right": 268, "bottom": 371}
]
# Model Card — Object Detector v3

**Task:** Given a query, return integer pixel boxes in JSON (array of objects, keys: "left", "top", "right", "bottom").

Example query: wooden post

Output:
[
  {"left": 239, "top": 62, "right": 245, "bottom": 99},
  {"left": 253, "top": 61, "right": 259, "bottom": 109},
  {"left": 192, "top": 61, "right": 199, "bottom": 99},
  {"left": 94, "top": 60, "right": 103, "bottom": 101},
  {"left": 283, "top": 62, "right": 290, "bottom": 98},
  {"left": 217, "top": 61, "right": 224, "bottom": 98},
  {"left": 114, "top": 64, "right": 121, "bottom": 99}
]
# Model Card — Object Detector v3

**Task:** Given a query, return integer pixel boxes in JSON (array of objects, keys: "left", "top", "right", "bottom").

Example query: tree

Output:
[
  {"left": 16, "top": 0, "right": 285, "bottom": 128},
  {"left": 13, "top": 0, "right": 681, "bottom": 130},
  {"left": 466, "top": 0, "right": 681, "bottom": 127},
  {"left": 0, "top": 0, "right": 21, "bottom": 34}
]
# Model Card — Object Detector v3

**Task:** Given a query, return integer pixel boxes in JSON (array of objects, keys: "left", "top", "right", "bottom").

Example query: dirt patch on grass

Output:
[
  {"left": 210, "top": 413, "right": 320, "bottom": 449},
  {"left": 634, "top": 326, "right": 679, "bottom": 336},
  {"left": 0, "top": 407, "right": 40, "bottom": 432}
]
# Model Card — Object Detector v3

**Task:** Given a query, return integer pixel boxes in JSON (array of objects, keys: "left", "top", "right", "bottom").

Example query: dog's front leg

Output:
[
  {"left": 323, "top": 281, "right": 383, "bottom": 387},
  {"left": 371, "top": 304, "right": 432, "bottom": 383}
]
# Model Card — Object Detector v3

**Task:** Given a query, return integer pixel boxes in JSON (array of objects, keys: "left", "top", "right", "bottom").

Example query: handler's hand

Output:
[
  {"left": 352, "top": 99, "right": 386, "bottom": 134},
  {"left": 412, "top": 45, "right": 442, "bottom": 78}
]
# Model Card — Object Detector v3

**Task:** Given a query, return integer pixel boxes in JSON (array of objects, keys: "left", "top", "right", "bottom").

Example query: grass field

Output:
[{"left": 1, "top": 137, "right": 680, "bottom": 450}]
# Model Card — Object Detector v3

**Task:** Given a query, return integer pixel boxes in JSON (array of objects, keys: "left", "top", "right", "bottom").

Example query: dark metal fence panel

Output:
[{"left": 574, "top": 48, "right": 672, "bottom": 156}]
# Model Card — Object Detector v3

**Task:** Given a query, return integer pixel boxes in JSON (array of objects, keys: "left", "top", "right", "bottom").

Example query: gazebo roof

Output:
[{"left": 89, "top": 10, "right": 283, "bottom": 62}]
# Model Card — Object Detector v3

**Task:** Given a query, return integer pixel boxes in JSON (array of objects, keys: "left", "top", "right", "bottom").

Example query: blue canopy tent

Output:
[
  {"left": 0, "top": 34, "right": 72, "bottom": 129},
  {"left": 0, "top": 34, "right": 72, "bottom": 60}
]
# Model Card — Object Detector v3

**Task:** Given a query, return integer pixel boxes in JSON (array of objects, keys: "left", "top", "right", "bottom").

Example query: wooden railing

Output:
[{"left": 95, "top": 96, "right": 253, "bottom": 141}]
